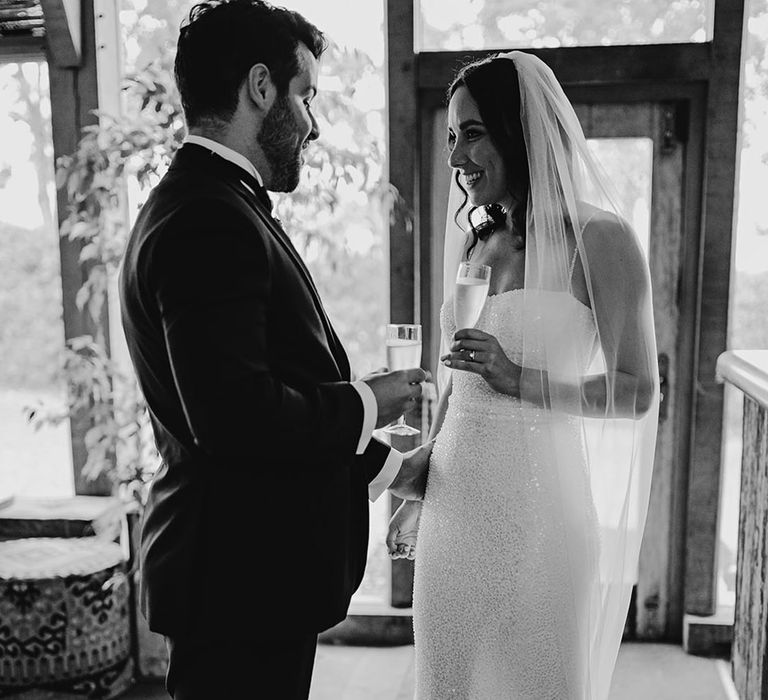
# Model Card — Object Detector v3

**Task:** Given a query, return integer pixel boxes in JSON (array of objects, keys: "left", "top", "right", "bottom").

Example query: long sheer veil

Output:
[{"left": 439, "top": 51, "right": 659, "bottom": 699}]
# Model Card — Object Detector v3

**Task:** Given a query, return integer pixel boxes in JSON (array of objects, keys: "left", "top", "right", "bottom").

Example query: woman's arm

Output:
[
  {"left": 518, "top": 367, "right": 654, "bottom": 418},
  {"left": 385, "top": 375, "right": 452, "bottom": 555},
  {"left": 444, "top": 341, "right": 653, "bottom": 419},
  {"left": 445, "top": 218, "right": 657, "bottom": 419},
  {"left": 573, "top": 215, "right": 657, "bottom": 417}
]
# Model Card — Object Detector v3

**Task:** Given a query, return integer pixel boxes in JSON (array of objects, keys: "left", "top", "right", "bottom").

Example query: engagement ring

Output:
[{"left": 468, "top": 350, "right": 476, "bottom": 362}]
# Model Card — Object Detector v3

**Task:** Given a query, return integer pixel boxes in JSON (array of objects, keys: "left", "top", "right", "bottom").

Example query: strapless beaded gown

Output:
[{"left": 413, "top": 289, "right": 600, "bottom": 700}]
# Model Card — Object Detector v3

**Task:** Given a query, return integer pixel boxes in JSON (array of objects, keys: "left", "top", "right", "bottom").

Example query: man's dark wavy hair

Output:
[{"left": 175, "top": 0, "right": 327, "bottom": 128}]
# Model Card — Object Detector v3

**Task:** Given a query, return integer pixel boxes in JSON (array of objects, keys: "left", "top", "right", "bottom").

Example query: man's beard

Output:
[{"left": 258, "top": 95, "right": 303, "bottom": 192}]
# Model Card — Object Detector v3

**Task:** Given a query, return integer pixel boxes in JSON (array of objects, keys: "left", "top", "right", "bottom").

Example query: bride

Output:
[{"left": 387, "top": 51, "right": 659, "bottom": 700}]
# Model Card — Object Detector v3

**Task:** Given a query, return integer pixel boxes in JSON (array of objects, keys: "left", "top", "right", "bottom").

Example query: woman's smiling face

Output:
[{"left": 447, "top": 85, "right": 513, "bottom": 210}]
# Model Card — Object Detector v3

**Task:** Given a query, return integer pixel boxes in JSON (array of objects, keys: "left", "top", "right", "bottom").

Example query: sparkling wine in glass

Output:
[
  {"left": 454, "top": 262, "right": 491, "bottom": 330},
  {"left": 383, "top": 323, "right": 422, "bottom": 436}
]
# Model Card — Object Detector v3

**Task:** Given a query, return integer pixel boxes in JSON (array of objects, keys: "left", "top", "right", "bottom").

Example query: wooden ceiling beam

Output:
[
  {"left": 0, "top": 34, "right": 45, "bottom": 61},
  {"left": 417, "top": 43, "right": 712, "bottom": 90}
]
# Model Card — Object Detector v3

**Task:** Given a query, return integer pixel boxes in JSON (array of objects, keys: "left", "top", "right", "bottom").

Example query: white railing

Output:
[{"left": 716, "top": 350, "right": 768, "bottom": 699}]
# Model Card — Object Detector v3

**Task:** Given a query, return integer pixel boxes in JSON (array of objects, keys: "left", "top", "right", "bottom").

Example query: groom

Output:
[{"left": 118, "top": 1, "right": 431, "bottom": 698}]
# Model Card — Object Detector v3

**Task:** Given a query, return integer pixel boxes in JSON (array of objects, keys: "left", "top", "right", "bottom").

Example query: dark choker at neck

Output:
[{"left": 474, "top": 203, "right": 507, "bottom": 240}]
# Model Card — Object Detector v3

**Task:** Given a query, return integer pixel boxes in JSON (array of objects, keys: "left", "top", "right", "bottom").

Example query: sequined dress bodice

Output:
[
  {"left": 412, "top": 290, "right": 599, "bottom": 700},
  {"left": 446, "top": 288, "right": 596, "bottom": 410}
]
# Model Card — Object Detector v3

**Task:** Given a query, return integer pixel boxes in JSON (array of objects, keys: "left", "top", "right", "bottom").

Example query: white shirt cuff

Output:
[
  {"left": 352, "top": 380, "right": 377, "bottom": 454},
  {"left": 367, "top": 447, "right": 403, "bottom": 502}
]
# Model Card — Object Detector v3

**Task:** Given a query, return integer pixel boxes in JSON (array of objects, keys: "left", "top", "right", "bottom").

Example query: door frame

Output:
[
  {"left": 415, "top": 88, "right": 700, "bottom": 642},
  {"left": 386, "top": 0, "right": 746, "bottom": 639}
]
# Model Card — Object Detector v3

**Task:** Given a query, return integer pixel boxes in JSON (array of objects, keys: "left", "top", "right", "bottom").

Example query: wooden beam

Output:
[
  {"left": 48, "top": 0, "right": 111, "bottom": 494},
  {"left": 0, "top": 34, "right": 45, "bottom": 61},
  {"left": 386, "top": 0, "right": 418, "bottom": 326},
  {"left": 418, "top": 90, "right": 446, "bottom": 381},
  {"left": 417, "top": 43, "right": 713, "bottom": 90},
  {"left": 386, "top": 0, "right": 419, "bottom": 609},
  {"left": 40, "top": 0, "right": 80, "bottom": 67},
  {"left": 685, "top": 0, "right": 747, "bottom": 616},
  {"left": 670, "top": 85, "right": 708, "bottom": 639}
]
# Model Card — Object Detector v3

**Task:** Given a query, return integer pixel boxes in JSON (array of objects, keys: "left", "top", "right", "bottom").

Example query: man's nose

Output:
[{"left": 308, "top": 112, "right": 320, "bottom": 141}]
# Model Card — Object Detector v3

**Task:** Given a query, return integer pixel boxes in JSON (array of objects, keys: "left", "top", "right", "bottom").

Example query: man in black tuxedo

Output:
[{"left": 118, "top": 2, "right": 431, "bottom": 698}]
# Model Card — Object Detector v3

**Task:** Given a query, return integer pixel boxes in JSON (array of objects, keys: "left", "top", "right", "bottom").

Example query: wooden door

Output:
[{"left": 574, "top": 101, "right": 686, "bottom": 640}]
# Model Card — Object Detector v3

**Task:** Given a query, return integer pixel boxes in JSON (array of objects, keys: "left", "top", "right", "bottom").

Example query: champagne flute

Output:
[
  {"left": 383, "top": 323, "right": 422, "bottom": 436},
  {"left": 454, "top": 262, "right": 491, "bottom": 330}
]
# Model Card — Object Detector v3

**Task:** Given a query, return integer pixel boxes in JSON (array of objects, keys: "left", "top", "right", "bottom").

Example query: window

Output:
[
  {"left": 0, "top": 61, "right": 73, "bottom": 498},
  {"left": 417, "top": 0, "right": 713, "bottom": 52}
]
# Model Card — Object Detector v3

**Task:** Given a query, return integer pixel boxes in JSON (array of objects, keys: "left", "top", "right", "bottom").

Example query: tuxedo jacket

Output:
[{"left": 118, "top": 143, "right": 390, "bottom": 639}]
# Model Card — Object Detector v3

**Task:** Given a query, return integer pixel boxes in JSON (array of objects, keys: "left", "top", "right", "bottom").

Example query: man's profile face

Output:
[{"left": 258, "top": 42, "right": 319, "bottom": 192}]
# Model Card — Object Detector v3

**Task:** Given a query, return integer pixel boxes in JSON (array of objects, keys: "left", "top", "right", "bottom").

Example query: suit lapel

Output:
[
  {"left": 239, "top": 186, "right": 350, "bottom": 377},
  {"left": 170, "top": 145, "right": 350, "bottom": 378}
]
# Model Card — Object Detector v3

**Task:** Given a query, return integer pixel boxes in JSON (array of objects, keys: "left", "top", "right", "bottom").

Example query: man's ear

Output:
[{"left": 245, "top": 63, "right": 276, "bottom": 111}]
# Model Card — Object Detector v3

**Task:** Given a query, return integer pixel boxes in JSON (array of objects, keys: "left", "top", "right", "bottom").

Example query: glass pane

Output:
[
  {"left": 418, "top": 0, "right": 713, "bottom": 51},
  {"left": 586, "top": 138, "right": 653, "bottom": 258},
  {"left": 286, "top": 0, "right": 391, "bottom": 606},
  {"left": 119, "top": 0, "right": 392, "bottom": 604},
  {"left": 720, "top": 0, "right": 768, "bottom": 611},
  {"left": 0, "top": 61, "right": 73, "bottom": 499}
]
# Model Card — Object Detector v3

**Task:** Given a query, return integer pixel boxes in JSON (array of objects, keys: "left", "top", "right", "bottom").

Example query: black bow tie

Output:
[
  {"left": 238, "top": 171, "right": 272, "bottom": 212},
  {"left": 181, "top": 144, "right": 272, "bottom": 211}
]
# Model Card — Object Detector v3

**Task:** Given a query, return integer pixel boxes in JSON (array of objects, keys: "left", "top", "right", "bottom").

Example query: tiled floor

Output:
[{"left": 117, "top": 642, "right": 737, "bottom": 700}]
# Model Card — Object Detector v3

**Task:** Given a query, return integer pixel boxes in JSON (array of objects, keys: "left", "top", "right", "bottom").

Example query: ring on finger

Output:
[{"left": 468, "top": 349, "right": 476, "bottom": 362}]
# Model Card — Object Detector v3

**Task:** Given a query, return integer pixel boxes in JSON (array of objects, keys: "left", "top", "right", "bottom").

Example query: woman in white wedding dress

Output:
[{"left": 387, "top": 52, "right": 660, "bottom": 700}]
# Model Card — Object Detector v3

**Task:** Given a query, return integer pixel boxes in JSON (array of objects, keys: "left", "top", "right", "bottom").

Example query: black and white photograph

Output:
[{"left": 0, "top": 0, "right": 765, "bottom": 698}]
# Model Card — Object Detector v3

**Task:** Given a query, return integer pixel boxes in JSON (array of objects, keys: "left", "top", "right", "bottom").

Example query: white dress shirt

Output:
[{"left": 182, "top": 135, "right": 403, "bottom": 501}]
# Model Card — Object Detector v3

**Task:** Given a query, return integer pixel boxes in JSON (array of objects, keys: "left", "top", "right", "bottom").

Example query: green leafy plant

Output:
[{"left": 26, "top": 56, "right": 183, "bottom": 507}]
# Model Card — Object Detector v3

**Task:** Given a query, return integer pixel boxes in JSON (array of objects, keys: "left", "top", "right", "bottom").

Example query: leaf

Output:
[
  {"left": 75, "top": 284, "right": 90, "bottom": 311},
  {"left": 78, "top": 242, "right": 99, "bottom": 262}
]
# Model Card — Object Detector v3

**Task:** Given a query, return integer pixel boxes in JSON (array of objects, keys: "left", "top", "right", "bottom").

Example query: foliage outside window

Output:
[
  {"left": 417, "top": 0, "right": 712, "bottom": 51},
  {"left": 0, "top": 61, "right": 73, "bottom": 498}
]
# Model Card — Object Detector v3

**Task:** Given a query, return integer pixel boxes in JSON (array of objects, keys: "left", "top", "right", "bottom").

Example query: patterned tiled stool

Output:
[{"left": 0, "top": 537, "right": 133, "bottom": 698}]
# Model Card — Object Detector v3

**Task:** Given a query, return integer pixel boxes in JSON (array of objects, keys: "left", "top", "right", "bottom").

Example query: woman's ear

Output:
[{"left": 245, "top": 63, "right": 276, "bottom": 112}]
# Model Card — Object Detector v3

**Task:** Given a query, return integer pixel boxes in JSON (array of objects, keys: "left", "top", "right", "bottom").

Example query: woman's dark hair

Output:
[
  {"left": 448, "top": 55, "right": 529, "bottom": 253},
  {"left": 175, "top": 0, "right": 327, "bottom": 128}
]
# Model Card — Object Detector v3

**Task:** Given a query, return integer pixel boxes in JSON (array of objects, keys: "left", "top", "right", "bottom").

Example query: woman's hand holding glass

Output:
[{"left": 441, "top": 328, "right": 522, "bottom": 397}]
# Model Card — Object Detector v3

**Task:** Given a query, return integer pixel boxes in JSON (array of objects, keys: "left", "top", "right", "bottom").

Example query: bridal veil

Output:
[{"left": 439, "top": 50, "right": 660, "bottom": 699}]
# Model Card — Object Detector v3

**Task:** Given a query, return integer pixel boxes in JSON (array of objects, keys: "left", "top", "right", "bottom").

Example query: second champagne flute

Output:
[{"left": 383, "top": 323, "right": 422, "bottom": 436}]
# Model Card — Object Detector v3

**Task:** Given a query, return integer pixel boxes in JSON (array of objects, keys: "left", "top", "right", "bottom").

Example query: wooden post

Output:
[
  {"left": 685, "top": 0, "right": 747, "bottom": 616},
  {"left": 386, "top": 0, "right": 419, "bottom": 611},
  {"left": 732, "top": 396, "right": 768, "bottom": 698},
  {"left": 386, "top": 0, "right": 418, "bottom": 327},
  {"left": 47, "top": 0, "right": 111, "bottom": 495},
  {"left": 39, "top": 0, "right": 81, "bottom": 67}
]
